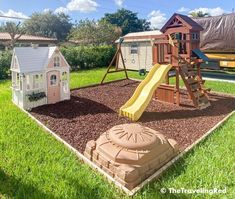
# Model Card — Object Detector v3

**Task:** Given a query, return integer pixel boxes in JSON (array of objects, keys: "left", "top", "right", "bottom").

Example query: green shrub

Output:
[
  {"left": 0, "top": 50, "right": 12, "bottom": 79},
  {"left": 27, "top": 92, "right": 47, "bottom": 102},
  {"left": 60, "top": 46, "right": 116, "bottom": 70}
]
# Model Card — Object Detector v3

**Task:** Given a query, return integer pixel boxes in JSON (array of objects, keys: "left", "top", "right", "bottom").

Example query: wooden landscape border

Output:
[{"left": 14, "top": 80, "right": 235, "bottom": 196}]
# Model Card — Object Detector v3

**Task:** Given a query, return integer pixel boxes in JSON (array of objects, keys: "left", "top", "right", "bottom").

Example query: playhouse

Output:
[{"left": 11, "top": 46, "right": 70, "bottom": 110}]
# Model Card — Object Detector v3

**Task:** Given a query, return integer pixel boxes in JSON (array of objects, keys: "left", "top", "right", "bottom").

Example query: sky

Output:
[{"left": 0, "top": 0, "right": 234, "bottom": 29}]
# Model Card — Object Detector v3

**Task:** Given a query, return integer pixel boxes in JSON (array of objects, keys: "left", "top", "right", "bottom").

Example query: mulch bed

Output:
[{"left": 31, "top": 79, "right": 235, "bottom": 153}]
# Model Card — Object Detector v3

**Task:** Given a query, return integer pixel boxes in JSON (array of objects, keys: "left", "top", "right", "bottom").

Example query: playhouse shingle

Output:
[{"left": 14, "top": 47, "right": 57, "bottom": 73}]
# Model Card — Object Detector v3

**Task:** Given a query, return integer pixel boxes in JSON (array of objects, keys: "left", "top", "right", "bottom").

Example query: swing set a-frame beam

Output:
[{"left": 100, "top": 38, "right": 129, "bottom": 84}]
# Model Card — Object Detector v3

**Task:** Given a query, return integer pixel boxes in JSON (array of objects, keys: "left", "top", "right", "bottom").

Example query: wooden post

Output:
[
  {"left": 100, "top": 44, "right": 128, "bottom": 85},
  {"left": 197, "top": 63, "right": 202, "bottom": 80},
  {"left": 172, "top": 42, "right": 180, "bottom": 106},
  {"left": 115, "top": 44, "right": 120, "bottom": 71},
  {"left": 175, "top": 66, "right": 180, "bottom": 105},
  {"left": 165, "top": 71, "right": 169, "bottom": 84},
  {"left": 119, "top": 48, "right": 129, "bottom": 80}
]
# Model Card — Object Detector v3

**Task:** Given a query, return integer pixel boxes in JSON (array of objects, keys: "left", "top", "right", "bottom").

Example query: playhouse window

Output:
[
  {"left": 62, "top": 82, "right": 69, "bottom": 93},
  {"left": 32, "top": 74, "right": 43, "bottom": 90},
  {"left": 167, "top": 44, "right": 172, "bottom": 54},
  {"left": 62, "top": 72, "right": 67, "bottom": 81},
  {"left": 130, "top": 44, "right": 138, "bottom": 54},
  {"left": 50, "top": 75, "right": 57, "bottom": 85},
  {"left": 54, "top": 56, "right": 60, "bottom": 67},
  {"left": 26, "top": 75, "right": 30, "bottom": 90},
  {"left": 179, "top": 42, "right": 187, "bottom": 54},
  {"left": 12, "top": 73, "right": 20, "bottom": 90},
  {"left": 192, "top": 33, "right": 199, "bottom": 40}
]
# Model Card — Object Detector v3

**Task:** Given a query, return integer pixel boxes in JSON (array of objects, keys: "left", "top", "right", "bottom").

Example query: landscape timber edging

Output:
[{"left": 13, "top": 98, "right": 235, "bottom": 196}]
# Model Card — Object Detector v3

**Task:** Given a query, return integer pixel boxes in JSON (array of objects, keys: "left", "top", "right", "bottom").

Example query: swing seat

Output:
[{"left": 139, "top": 69, "right": 146, "bottom": 76}]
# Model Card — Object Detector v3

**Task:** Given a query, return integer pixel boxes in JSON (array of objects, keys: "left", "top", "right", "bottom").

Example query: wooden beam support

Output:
[
  {"left": 101, "top": 45, "right": 128, "bottom": 84},
  {"left": 175, "top": 67, "right": 180, "bottom": 105},
  {"left": 106, "top": 69, "right": 126, "bottom": 74}
]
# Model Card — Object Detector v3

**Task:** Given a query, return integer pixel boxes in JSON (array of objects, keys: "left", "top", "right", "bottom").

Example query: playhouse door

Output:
[{"left": 47, "top": 71, "right": 60, "bottom": 104}]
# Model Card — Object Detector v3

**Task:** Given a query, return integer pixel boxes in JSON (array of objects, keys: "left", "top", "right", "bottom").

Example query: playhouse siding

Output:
[
  {"left": 22, "top": 72, "right": 47, "bottom": 110},
  {"left": 47, "top": 52, "right": 68, "bottom": 68},
  {"left": 46, "top": 52, "right": 70, "bottom": 103},
  {"left": 12, "top": 90, "right": 23, "bottom": 107},
  {"left": 24, "top": 88, "right": 47, "bottom": 110},
  {"left": 118, "top": 41, "right": 153, "bottom": 71}
]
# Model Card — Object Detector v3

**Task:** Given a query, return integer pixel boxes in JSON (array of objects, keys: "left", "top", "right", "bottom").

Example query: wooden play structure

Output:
[
  {"left": 101, "top": 37, "right": 128, "bottom": 84},
  {"left": 154, "top": 13, "right": 211, "bottom": 109},
  {"left": 119, "top": 13, "right": 211, "bottom": 121}
]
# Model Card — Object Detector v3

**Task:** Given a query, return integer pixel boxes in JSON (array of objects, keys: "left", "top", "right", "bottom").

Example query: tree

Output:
[
  {"left": 24, "top": 11, "right": 72, "bottom": 41},
  {"left": 190, "top": 11, "right": 211, "bottom": 18},
  {"left": 0, "top": 22, "right": 25, "bottom": 48},
  {"left": 69, "top": 19, "right": 122, "bottom": 45},
  {"left": 0, "top": 50, "right": 12, "bottom": 79},
  {"left": 101, "top": 9, "right": 150, "bottom": 35}
]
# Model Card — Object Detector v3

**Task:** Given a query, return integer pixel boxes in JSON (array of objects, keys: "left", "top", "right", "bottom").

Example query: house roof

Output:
[
  {"left": 13, "top": 46, "right": 57, "bottom": 73},
  {"left": 115, "top": 30, "right": 162, "bottom": 43},
  {"left": 160, "top": 13, "right": 204, "bottom": 33},
  {"left": 124, "top": 30, "right": 162, "bottom": 37},
  {"left": 0, "top": 32, "right": 57, "bottom": 43}
]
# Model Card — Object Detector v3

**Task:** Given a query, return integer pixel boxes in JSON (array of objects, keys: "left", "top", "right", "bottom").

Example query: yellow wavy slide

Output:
[{"left": 119, "top": 63, "right": 172, "bottom": 121}]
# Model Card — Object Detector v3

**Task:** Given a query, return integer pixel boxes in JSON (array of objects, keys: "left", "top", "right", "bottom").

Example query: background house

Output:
[
  {"left": 0, "top": 32, "right": 57, "bottom": 49},
  {"left": 116, "top": 30, "right": 162, "bottom": 71},
  {"left": 11, "top": 46, "right": 70, "bottom": 110}
]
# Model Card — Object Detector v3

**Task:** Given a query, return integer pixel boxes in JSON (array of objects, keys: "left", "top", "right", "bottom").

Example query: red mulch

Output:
[{"left": 31, "top": 79, "right": 235, "bottom": 153}]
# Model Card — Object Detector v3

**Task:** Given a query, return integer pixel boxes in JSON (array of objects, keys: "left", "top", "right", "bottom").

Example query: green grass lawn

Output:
[
  {"left": 70, "top": 68, "right": 235, "bottom": 94},
  {"left": 0, "top": 68, "right": 235, "bottom": 199}
]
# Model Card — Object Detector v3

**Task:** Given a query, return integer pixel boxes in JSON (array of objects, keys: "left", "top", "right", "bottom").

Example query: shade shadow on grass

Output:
[{"left": 0, "top": 169, "right": 56, "bottom": 199}]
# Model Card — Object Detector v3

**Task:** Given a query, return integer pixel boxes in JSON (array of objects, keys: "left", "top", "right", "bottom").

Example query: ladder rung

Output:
[
  {"left": 187, "top": 78, "right": 198, "bottom": 85},
  {"left": 193, "top": 91, "right": 204, "bottom": 98},
  {"left": 190, "top": 83, "right": 200, "bottom": 91}
]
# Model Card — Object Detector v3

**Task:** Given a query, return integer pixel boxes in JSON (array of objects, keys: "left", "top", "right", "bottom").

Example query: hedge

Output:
[
  {"left": 0, "top": 46, "right": 116, "bottom": 80},
  {"left": 60, "top": 46, "right": 116, "bottom": 70},
  {"left": 0, "top": 50, "right": 12, "bottom": 80}
]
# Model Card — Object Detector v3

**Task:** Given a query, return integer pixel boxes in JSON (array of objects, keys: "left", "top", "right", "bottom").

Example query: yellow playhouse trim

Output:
[{"left": 119, "top": 63, "right": 172, "bottom": 121}]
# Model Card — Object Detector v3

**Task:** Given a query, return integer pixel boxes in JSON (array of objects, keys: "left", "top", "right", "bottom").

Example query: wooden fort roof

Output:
[{"left": 160, "top": 13, "right": 204, "bottom": 33}]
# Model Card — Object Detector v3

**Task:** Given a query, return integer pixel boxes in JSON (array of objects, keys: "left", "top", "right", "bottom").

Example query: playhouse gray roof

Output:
[{"left": 13, "top": 46, "right": 57, "bottom": 73}]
